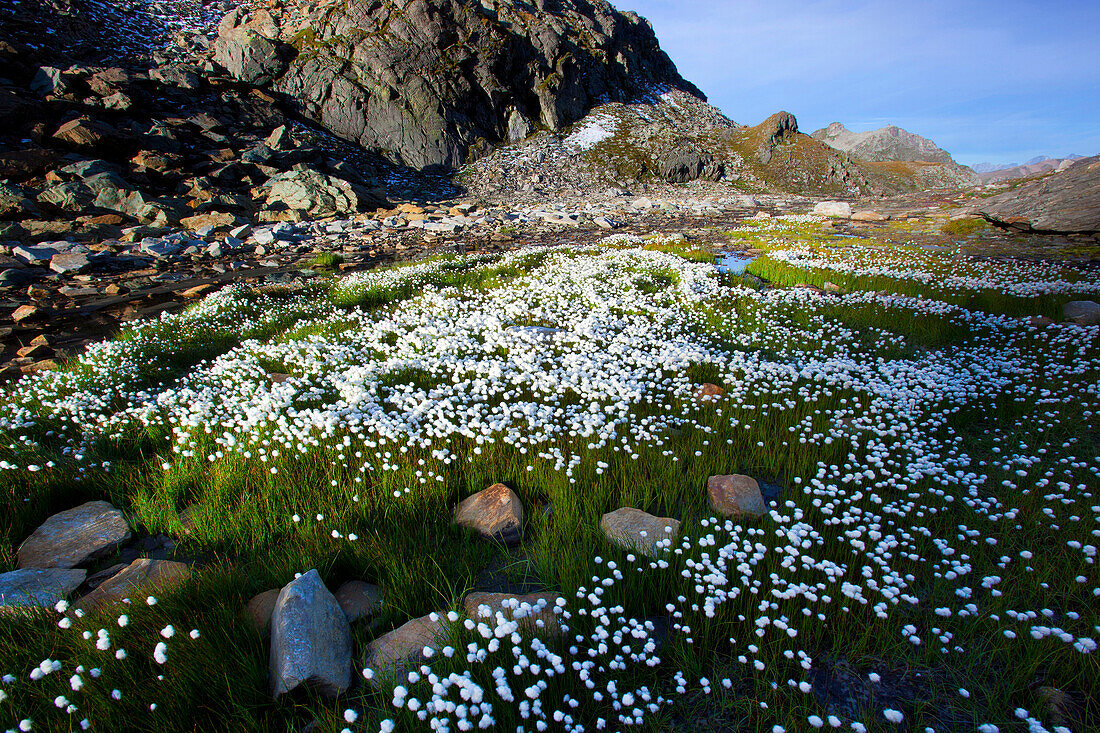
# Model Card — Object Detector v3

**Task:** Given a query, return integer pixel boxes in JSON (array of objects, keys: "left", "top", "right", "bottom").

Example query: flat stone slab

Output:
[
  {"left": 334, "top": 580, "right": 382, "bottom": 622},
  {"left": 600, "top": 507, "right": 680, "bottom": 556},
  {"left": 75, "top": 558, "right": 189, "bottom": 611},
  {"left": 270, "top": 569, "right": 352, "bottom": 698},
  {"left": 813, "top": 201, "right": 852, "bottom": 218},
  {"left": 454, "top": 483, "right": 524, "bottom": 544},
  {"left": 17, "top": 500, "right": 131, "bottom": 569},
  {"left": 0, "top": 568, "right": 86, "bottom": 612},
  {"left": 707, "top": 474, "right": 767, "bottom": 517},
  {"left": 361, "top": 612, "right": 450, "bottom": 685},
  {"left": 49, "top": 252, "right": 92, "bottom": 274},
  {"left": 464, "top": 591, "right": 564, "bottom": 635}
]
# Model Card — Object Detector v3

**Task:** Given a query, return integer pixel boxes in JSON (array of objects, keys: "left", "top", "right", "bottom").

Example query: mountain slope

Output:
[{"left": 214, "top": 0, "right": 703, "bottom": 170}]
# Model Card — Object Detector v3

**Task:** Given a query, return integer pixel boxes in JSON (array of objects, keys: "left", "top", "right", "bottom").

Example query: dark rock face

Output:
[
  {"left": 215, "top": 0, "right": 704, "bottom": 169},
  {"left": 978, "top": 155, "right": 1100, "bottom": 234},
  {"left": 656, "top": 150, "right": 724, "bottom": 183}
]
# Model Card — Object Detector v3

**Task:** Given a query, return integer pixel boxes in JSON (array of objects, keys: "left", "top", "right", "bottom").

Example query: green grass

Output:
[
  {"left": 309, "top": 253, "right": 345, "bottom": 270},
  {"left": 941, "top": 218, "right": 989, "bottom": 237}
]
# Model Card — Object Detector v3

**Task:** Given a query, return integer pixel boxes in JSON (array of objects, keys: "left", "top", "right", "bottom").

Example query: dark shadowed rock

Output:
[
  {"left": 454, "top": 482, "right": 525, "bottom": 544},
  {"left": 656, "top": 150, "right": 723, "bottom": 183},
  {"left": 246, "top": 588, "right": 281, "bottom": 634},
  {"left": 270, "top": 569, "right": 352, "bottom": 698},
  {"left": 0, "top": 568, "right": 86, "bottom": 612},
  {"left": 217, "top": 0, "right": 703, "bottom": 168},
  {"left": 334, "top": 580, "right": 382, "bottom": 622},
  {"left": 17, "top": 500, "right": 131, "bottom": 569},
  {"left": 977, "top": 155, "right": 1100, "bottom": 234},
  {"left": 75, "top": 558, "right": 189, "bottom": 611},
  {"left": 1064, "top": 301, "right": 1100, "bottom": 326}
]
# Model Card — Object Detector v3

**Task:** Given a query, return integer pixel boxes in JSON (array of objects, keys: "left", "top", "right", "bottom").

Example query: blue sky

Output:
[{"left": 614, "top": 0, "right": 1100, "bottom": 166}]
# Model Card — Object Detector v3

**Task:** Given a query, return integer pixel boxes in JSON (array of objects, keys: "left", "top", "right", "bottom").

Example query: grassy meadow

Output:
[{"left": 0, "top": 217, "right": 1097, "bottom": 732}]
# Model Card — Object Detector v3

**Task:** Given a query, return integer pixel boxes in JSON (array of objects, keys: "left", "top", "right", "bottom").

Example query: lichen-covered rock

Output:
[
  {"left": 17, "top": 501, "right": 131, "bottom": 569},
  {"left": 270, "top": 569, "right": 352, "bottom": 698},
  {"left": 213, "top": 9, "right": 291, "bottom": 85},
  {"left": 257, "top": 169, "right": 385, "bottom": 220},
  {"left": 1064, "top": 300, "right": 1100, "bottom": 326},
  {"left": 216, "top": 0, "right": 703, "bottom": 169}
]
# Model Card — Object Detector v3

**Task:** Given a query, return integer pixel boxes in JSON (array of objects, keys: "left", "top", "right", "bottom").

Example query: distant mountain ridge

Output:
[
  {"left": 810, "top": 122, "right": 953, "bottom": 164},
  {"left": 809, "top": 122, "right": 977, "bottom": 186}
]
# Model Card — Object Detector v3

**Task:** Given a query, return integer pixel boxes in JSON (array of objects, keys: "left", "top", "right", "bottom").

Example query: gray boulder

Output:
[
  {"left": 0, "top": 568, "right": 86, "bottom": 612},
  {"left": 270, "top": 569, "right": 352, "bottom": 698},
  {"left": 17, "top": 500, "right": 131, "bottom": 569},
  {"left": 259, "top": 169, "right": 383, "bottom": 219},
  {"left": 978, "top": 155, "right": 1100, "bottom": 234},
  {"left": 216, "top": 0, "right": 704, "bottom": 168}
]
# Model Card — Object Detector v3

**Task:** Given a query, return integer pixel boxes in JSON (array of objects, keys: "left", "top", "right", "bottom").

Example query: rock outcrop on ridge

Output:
[
  {"left": 213, "top": 0, "right": 705, "bottom": 169},
  {"left": 977, "top": 155, "right": 1100, "bottom": 234},
  {"left": 811, "top": 122, "right": 979, "bottom": 187}
]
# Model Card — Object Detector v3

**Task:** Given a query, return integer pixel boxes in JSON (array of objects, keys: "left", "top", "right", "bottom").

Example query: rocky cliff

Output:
[
  {"left": 977, "top": 155, "right": 1100, "bottom": 234},
  {"left": 213, "top": 0, "right": 704, "bottom": 170}
]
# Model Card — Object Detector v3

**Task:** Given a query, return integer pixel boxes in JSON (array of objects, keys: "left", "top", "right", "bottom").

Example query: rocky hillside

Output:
[
  {"left": 214, "top": 0, "right": 704, "bottom": 169},
  {"left": 977, "top": 156, "right": 1086, "bottom": 184}
]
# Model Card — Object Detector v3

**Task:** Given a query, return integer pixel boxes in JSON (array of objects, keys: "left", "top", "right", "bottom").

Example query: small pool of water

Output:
[{"left": 716, "top": 254, "right": 757, "bottom": 275}]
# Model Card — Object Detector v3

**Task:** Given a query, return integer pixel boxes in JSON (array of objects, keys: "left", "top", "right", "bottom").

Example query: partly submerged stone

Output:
[
  {"left": 600, "top": 507, "right": 680, "bottom": 556},
  {"left": 0, "top": 568, "right": 86, "bottom": 612},
  {"left": 75, "top": 558, "right": 188, "bottom": 611},
  {"left": 17, "top": 500, "right": 131, "bottom": 569},
  {"left": 464, "top": 592, "right": 565, "bottom": 636},
  {"left": 270, "top": 569, "right": 352, "bottom": 698},
  {"left": 454, "top": 483, "right": 525, "bottom": 545},
  {"left": 361, "top": 612, "right": 451, "bottom": 685},
  {"left": 707, "top": 474, "right": 767, "bottom": 517}
]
